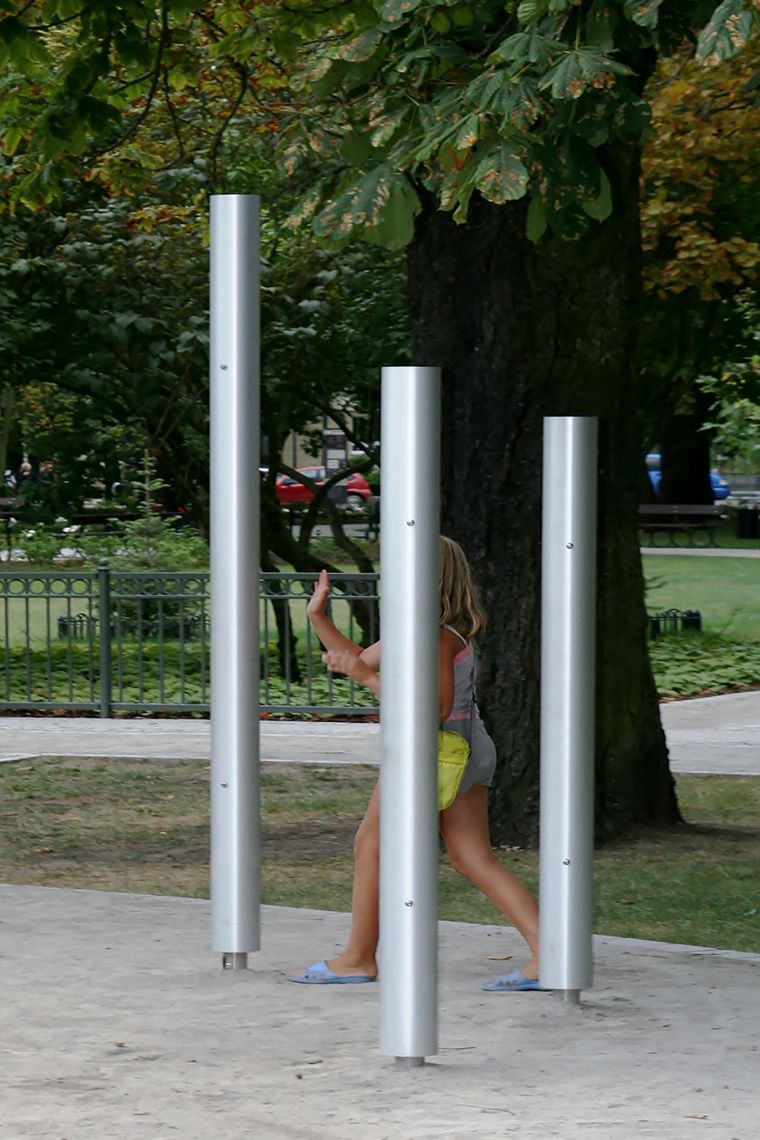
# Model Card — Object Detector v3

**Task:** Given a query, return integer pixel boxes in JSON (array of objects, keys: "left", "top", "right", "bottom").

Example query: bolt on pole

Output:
[
  {"left": 379, "top": 365, "right": 441, "bottom": 1065},
  {"left": 539, "top": 416, "right": 598, "bottom": 1003},
  {"left": 209, "top": 194, "right": 261, "bottom": 970}
]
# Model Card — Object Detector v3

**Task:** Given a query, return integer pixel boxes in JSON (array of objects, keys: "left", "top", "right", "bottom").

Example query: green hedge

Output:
[
  {"left": 0, "top": 641, "right": 377, "bottom": 710},
  {"left": 3, "top": 634, "right": 759, "bottom": 709},
  {"left": 649, "top": 635, "right": 760, "bottom": 698}
]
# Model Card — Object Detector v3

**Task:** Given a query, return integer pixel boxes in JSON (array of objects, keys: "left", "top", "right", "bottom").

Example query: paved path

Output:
[
  {"left": 0, "top": 717, "right": 378, "bottom": 768},
  {"left": 1, "top": 690, "right": 758, "bottom": 775},
  {"left": 641, "top": 547, "right": 760, "bottom": 558},
  {"left": 660, "top": 691, "right": 760, "bottom": 776},
  {"left": 2, "top": 884, "right": 758, "bottom": 1140}
]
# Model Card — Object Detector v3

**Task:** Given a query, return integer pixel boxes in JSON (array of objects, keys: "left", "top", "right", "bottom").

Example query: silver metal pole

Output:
[
  {"left": 539, "top": 416, "right": 598, "bottom": 1001},
  {"left": 210, "top": 194, "right": 261, "bottom": 968},
  {"left": 379, "top": 366, "right": 440, "bottom": 1063}
]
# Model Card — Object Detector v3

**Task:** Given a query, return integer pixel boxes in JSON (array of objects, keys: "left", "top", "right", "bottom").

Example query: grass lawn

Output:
[
  {"left": 1, "top": 759, "right": 757, "bottom": 954},
  {"left": 0, "top": 574, "right": 372, "bottom": 651},
  {"left": 642, "top": 554, "right": 760, "bottom": 641},
  {"left": 694, "top": 513, "right": 760, "bottom": 552}
]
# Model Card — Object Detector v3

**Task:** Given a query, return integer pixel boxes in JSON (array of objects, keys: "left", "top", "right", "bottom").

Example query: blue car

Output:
[{"left": 645, "top": 453, "right": 730, "bottom": 500}]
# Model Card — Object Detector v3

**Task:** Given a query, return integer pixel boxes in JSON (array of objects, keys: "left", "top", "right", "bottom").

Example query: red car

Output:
[{"left": 275, "top": 466, "right": 372, "bottom": 511}]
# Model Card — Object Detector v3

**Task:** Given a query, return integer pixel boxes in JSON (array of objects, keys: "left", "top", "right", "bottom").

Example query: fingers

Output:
[
  {"left": 311, "top": 568, "right": 329, "bottom": 598},
  {"left": 307, "top": 569, "right": 329, "bottom": 615}
]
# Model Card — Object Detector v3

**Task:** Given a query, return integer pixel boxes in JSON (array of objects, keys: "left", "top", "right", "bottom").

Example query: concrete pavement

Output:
[
  {"left": 2, "top": 884, "right": 759, "bottom": 1140},
  {"left": 1, "top": 689, "right": 759, "bottom": 775},
  {"left": 660, "top": 691, "right": 760, "bottom": 776},
  {"left": 0, "top": 716, "right": 378, "bottom": 768},
  {"left": 641, "top": 547, "right": 760, "bottom": 557}
]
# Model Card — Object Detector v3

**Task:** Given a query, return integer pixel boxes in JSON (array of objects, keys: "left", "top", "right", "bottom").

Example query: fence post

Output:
[{"left": 97, "top": 558, "right": 112, "bottom": 719}]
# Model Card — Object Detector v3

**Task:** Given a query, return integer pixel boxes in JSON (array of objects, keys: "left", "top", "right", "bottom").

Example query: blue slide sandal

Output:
[
  {"left": 289, "top": 960, "right": 377, "bottom": 985},
  {"left": 481, "top": 969, "right": 543, "bottom": 992}
]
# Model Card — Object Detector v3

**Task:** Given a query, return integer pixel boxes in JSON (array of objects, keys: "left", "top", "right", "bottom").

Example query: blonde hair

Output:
[{"left": 439, "top": 536, "right": 486, "bottom": 639}]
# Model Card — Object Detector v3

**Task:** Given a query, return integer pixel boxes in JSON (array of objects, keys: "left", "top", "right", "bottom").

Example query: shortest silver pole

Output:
[{"left": 539, "top": 416, "right": 597, "bottom": 997}]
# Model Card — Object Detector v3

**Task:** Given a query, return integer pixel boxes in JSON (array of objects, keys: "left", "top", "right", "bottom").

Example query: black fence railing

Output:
[
  {"left": 647, "top": 609, "right": 702, "bottom": 639},
  {"left": 0, "top": 565, "right": 379, "bottom": 717}
]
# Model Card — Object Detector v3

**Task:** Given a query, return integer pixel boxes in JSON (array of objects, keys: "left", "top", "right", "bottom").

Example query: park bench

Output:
[{"left": 638, "top": 503, "right": 725, "bottom": 548}]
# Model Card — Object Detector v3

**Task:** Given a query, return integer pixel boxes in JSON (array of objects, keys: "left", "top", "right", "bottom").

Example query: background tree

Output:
[
  {"left": 0, "top": 187, "right": 211, "bottom": 521},
  {"left": 640, "top": 38, "right": 760, "bottom": 502},
  {"left": 698, "top": 295, "right": 760, "bottom": 471},
  {"left": 0, "top": 5, "right": 407, "bottom": 556}
]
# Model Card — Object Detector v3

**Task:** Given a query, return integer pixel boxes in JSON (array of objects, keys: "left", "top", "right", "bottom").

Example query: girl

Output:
[{"left": 290, "top": 536, "right": 541, "bottom": 992}]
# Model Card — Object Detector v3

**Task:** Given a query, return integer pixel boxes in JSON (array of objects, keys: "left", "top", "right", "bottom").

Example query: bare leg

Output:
[
  {"left": 324, "top": 781, "right": 381, "bottom": 978},
  {"left": 440, "top": 785, "right": 540, "bottom": 976}
]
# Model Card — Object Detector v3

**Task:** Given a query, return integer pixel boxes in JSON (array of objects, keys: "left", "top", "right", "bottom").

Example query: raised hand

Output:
[{"left": 307, "top": 568, "right": 330, "bottom": 622}]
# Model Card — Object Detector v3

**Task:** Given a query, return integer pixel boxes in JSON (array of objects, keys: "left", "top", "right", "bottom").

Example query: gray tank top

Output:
[{"left": 441, "top": 623, "right": 477, "bottom": 727}]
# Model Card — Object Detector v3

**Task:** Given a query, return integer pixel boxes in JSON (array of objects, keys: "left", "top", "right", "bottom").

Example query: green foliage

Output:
[
  {"left": 313, "top": 165, "right": 421, "bottom": 250},
  {"left": 11, "top": 521, "right": 65, "bottom": 565},
  {"left": 1, "top": 2, "right": 756, "bottom": 249},
  {"left": 638, "top": 39, "right": 760, "bottom": 453},
  {"left": 1, "top": 641, "right": 377, "bottom": 710},
  {"left": 0, "top": 2, "right": 286, "bottom": 206},
  {"left": 266, "top": 0, "right": 760, "bottom": 244},
  {"left": 697, "top": 296, "right": 760, "bottom": 468},
  {"left": 1, "top": 135, "right": 406, "bottom": 559},
  {"left": 93, "top": 457, "right": 209, "bottom": 571},
  {"left": 697, "top": 0, "right": 758, "bottom": 66},
  {"left": 260, "top": 229, "right": 408, "bottom": 473},
  {"left": 0, "top": 187, "right": 211, "bottom": 521},
  {"left": 90, "top": 515, "right": 209, "bottom": 572},
  {"left": 6, "top": 625, "right": 757, "bottom": 706},
  {"left": 649, "top": 634, "right": 760, "bottom": 697}
]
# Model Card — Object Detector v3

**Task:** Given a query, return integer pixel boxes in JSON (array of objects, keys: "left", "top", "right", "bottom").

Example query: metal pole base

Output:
[
  {"left": 394, "top": 1057, "right": 425, "bottom": 1068},
  {"left": 556, "top": 989, "right": 581, "bottom": 1005},
  {"left": 221, "top": 952, "right": 248, "bottom": 971}
]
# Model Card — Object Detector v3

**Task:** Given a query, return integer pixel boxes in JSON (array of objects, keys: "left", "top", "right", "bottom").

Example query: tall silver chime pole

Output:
[
  {"left": 539, "top": 416, "right": 598, "bottom": 1002},
  {"left": 210, "top": 194, "right": 261, "bottom": 970},
  {"left": 379, "top": 366, "right": 441, "bottom": 1065}
]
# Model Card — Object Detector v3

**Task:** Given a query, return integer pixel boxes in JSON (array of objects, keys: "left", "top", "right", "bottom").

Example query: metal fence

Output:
[{"left": 0, "top": 563, "right": 379, "bottom": 717}]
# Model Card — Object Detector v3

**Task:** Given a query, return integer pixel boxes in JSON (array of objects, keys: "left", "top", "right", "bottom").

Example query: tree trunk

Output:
[
  {"left": 659, "top": 406, "right": 715, "bottom": 505},
  {"left": 407, "top": 157, "right": 679, "bottom": 846}
]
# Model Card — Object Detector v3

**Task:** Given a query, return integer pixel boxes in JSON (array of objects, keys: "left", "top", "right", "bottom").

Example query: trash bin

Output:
[{"left": 736, "top": 507, "right": 759, "bottom": 540}]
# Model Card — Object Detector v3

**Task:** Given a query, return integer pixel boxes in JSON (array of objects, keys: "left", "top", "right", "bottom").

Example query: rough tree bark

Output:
[{"left": 407, "top": 152, "right": 680, "bottom": 846}]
